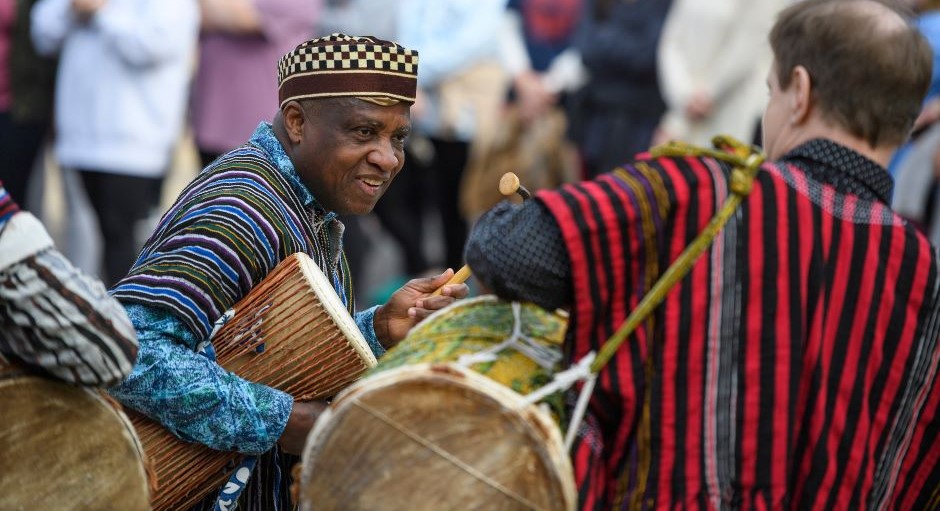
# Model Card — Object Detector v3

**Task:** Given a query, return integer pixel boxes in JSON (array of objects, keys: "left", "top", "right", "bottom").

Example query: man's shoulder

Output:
[
  {"left": 183, "top": 145, "right": 298, "bottom": 203},
  {"left": 201, "top": 144, "right": 282, "bottom": 178}
]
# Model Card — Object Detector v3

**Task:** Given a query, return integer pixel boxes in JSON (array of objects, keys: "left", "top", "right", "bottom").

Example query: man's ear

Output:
[
  {"left": 282, "top": 101, "right": 306, "bottom": 145},
  {"left": 789, "top": 65, "right": 813, "bottom": 125}
]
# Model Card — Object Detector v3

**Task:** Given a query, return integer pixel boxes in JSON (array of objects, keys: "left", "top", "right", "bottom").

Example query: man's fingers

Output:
[
  {"left": 439, "top": 283, "right": 469, "bottom": 299},
  {"left": 429, "top": 268, "right": 456, "bottom": 286},
  {"left": 409, "top": 268, "right": 456, "bottom": 293},
  {"left": 415, "top": 294, "right": 451, "bottom": 310},
  {"left": 408, "top": 306, "right": 436, "bottom": 321}
]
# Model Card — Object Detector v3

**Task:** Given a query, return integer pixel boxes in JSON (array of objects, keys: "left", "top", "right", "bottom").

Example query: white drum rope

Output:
[
  {"left": 519, "top": 351, "right": 597, "bottom": 450},
  {"left": 199, "top": 308, "right": 236, "bottom": 353},
  {"left": 452, "top": 301, "right": 597, "bottom": 451},
  {"left": 456, "top": 302, "right": 562, "bottom": 370}
]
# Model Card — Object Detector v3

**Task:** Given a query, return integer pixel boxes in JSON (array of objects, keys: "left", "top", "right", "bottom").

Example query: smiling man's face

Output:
[{"left": 291, "top": 98, "right": 412, "bottom": 215}]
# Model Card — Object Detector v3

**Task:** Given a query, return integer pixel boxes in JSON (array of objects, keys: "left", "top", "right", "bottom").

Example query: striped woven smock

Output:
[
  {"left": 114, "top": 135, "right": 354, "bottom": 340},
  {"left": 0, "top": 184, "right": 17, "bottom": 224},
  {"left": 467, "top": 139, "right": 940, "bottom": 510}
]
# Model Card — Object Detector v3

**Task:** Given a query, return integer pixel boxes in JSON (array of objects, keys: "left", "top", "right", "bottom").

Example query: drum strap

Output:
[
  {"left": 525, "top": 136, "right": 766, "bottom": 449},
  {"left": 213, "top": 456, "right": 258, "bottom": 511},
  {"left": 521, "top": 352, "right": 598, "bottom": 449}
]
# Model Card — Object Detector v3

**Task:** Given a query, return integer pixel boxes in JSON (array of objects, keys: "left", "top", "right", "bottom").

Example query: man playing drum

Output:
[
  {"left": 109, "top": 34, "right": 468, "bottom": 510},
  {"left": 466, "top": 0, "right": 940, "bottom": 509}
]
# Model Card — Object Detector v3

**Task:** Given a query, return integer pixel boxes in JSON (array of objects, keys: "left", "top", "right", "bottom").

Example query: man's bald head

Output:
[{"left": 769, "top": 0, "right": 932, "bottom": 147}]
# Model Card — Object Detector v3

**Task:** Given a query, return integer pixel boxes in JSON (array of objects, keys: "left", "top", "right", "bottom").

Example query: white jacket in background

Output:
[
  {"left": 31, "top": 0, "right": 199, "bottom": 177},
  {"left": 657, "top": 0, "right": 786, "bottom": 146}
]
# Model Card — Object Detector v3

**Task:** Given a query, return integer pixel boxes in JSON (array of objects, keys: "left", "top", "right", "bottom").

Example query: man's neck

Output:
[
  {"left": 783, "top": 118, "right": 896, "bottom": 169},
  {"left": 271, "top": 118, "right": 294, "bottom": 160}
]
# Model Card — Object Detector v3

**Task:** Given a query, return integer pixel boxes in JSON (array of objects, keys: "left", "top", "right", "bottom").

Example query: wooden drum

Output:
[
  {"left": 299, "top": 296, "right": 577, "bottom": 511},
  {"left": 131, "top": 252, "right": 377, "bottom": 511},
  {"left": 0, "top": 356, "right": 151, "bottom": 510}
]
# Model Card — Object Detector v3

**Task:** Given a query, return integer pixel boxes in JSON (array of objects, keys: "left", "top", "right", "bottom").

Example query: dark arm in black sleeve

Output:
[{"left": 464, "top": 199, "right": 572, "bottom": 311}]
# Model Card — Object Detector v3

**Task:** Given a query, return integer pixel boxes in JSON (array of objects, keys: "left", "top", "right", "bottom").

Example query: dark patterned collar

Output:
[{"left": 780, "top": 139, "right": 894, "bottom": 204}]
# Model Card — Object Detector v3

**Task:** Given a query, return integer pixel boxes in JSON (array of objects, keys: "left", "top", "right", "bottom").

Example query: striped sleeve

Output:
[{"left": 0, "top": 215, "right": 138, "bottom": 387}]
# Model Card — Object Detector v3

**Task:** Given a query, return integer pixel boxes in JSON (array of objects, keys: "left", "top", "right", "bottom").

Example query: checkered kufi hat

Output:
[{"left": 277, "top": 33, "right": 419, "bottom": 108}]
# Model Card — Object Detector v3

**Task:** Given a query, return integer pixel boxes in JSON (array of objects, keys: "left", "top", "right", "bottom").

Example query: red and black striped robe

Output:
[{"left": 532, "top": 140, "right": 940, "bottom": 510}]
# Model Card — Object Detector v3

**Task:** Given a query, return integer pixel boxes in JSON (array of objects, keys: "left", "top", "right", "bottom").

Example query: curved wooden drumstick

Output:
[
  {"left": 429, "top": 265, "right": 474, "bottom": 298},
  {"left": 429, "top": 172, "right": 530, "bottom": 297}
]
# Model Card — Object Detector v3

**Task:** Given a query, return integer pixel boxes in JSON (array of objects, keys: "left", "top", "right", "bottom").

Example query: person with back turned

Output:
[{"left": 465, "top": 1, "right": 940, "bottom": 508}]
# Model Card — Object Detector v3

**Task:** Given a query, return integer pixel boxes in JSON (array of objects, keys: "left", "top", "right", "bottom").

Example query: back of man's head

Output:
[{"left": 770, "top": 0, "right": 932, "bottom": 148}]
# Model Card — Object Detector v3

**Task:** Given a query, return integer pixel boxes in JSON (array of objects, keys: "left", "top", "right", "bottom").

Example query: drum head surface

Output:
[
  {"left": 300, "top": 363, "right": 576, "bottom": 511},
  {"left": 0, "top": 376, "right": 150, "bottom": 510}
]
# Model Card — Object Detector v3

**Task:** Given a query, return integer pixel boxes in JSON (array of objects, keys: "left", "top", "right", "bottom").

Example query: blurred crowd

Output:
[{"left": 2, "top": 0, "right": 939, "bottom": 303}]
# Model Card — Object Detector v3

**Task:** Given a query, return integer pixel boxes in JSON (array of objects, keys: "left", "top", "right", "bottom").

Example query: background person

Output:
[
  {"left": 31, "top": 0, "right": 199, "bottom": 286},
  {"left": 192, "top": 0, "right": 321, "bottom": 166}
]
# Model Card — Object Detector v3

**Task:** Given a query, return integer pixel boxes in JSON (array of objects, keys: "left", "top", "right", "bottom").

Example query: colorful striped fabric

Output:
[
  {"left": 532, "top": 140, "right": 940, "bottom": 510},
  {"left": 113, "top": 133, "right": 356, "bottom": 340},
  {"left": 0, "top": 182, "right": 20, "bottom": 229}
]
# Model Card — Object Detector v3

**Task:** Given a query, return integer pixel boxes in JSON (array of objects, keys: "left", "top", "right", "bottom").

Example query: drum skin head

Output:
[
  {"left": 300, "top": 363, "right": 576, "bottom": 511},
  {"left": 0, "top": 375, "right": 150, "bottom": 510}
]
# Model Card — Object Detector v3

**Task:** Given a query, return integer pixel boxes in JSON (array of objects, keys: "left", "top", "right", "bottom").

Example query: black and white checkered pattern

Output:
[{"left": 277, "top": 33, "right": 419, "bottom": 85}]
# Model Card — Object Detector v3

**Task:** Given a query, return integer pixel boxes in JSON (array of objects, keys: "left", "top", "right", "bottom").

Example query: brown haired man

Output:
[{"left": 465, "top": 0, "right": 940, "bottom": 509}]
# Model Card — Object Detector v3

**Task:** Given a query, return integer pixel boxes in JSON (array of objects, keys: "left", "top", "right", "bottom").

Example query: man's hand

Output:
[
  {"left": 278, "top": 400, "right": 327, "bottom": 455},
  {"left": 915, "top": 97, "right": 940, "bottom": 133},
  {"left": 373, "top": 268, "right": 469, "bottom": 349},
  {"left": 651, "top": 125, "right": 674, "bottom": 147},
  {"left": 514, "top": 71, "right": 557, "bottom": 123},
  {"left": 684, "top": 89, "right": 714, "bottom": 121}
]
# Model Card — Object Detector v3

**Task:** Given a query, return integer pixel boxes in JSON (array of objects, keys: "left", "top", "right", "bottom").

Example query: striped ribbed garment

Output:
[
  {"left": 531, "top": 141, "right": 940, "bottom": 510},
  {"left": 0, "top": 185, "right": 17, "bottom": 223},
  {"left": 113, "top": 145, "right": 355, "bottom": 340}
]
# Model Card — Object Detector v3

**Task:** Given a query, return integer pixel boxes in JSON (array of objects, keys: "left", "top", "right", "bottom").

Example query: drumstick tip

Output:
[{"left": 499, "top": 172, "right": 521, "bottom": 197}]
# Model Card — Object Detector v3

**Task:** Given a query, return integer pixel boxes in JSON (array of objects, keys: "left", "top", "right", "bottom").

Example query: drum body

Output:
[
  {"left": 301, "top": 363, "right": 576, "bottom": 511},
  {"left": 132, "top": 252, "right": 377, "bottom": 511},
  {"left": 0, "top": 358, "right": 151, "bottom": 510},
  {"left": 299, "top": 297, "right": 576, "bottom": 511}
]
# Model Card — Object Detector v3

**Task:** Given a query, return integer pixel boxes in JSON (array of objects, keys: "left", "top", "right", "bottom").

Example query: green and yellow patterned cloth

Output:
[{"left": 372, "top": 295, "right": 568, "bottom": 402}]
